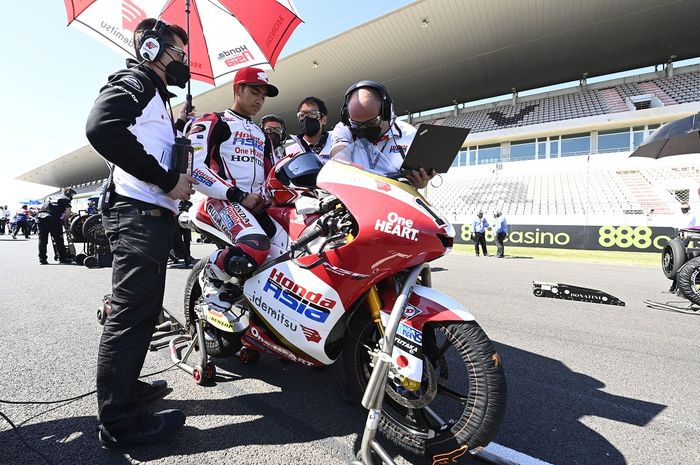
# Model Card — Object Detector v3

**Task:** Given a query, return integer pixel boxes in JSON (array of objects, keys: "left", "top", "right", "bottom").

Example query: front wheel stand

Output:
[{"left": 168, "top": 317, "right": 216, "bottom": 385}]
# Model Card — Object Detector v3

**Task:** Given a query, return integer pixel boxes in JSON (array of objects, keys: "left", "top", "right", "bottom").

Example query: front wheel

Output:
[{"left": 343, "top": 310, "right": 507, "bottom": 459}]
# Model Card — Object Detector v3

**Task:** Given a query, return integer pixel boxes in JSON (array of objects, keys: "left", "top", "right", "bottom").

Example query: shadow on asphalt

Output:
[
  {"left": 0, "top": 356, "right": 419, "bottom": 465},
  {"left": 493, "top": 342, "right": 666, "bottom": 465}
]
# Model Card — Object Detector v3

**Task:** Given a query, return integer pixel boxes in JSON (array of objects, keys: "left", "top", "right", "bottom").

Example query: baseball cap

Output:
[{"left": 233, "top": 67, "right": 279, "bottom": 97}]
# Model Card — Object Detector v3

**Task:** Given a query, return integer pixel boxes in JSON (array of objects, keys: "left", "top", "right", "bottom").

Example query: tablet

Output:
[{"left": 400, "top": 124, "right": 470, "bottom": 173}]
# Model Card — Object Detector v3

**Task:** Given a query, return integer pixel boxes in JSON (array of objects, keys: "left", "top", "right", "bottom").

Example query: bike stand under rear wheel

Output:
[{"left": 168, "top": 317, "right": 217, "bottom": 385}]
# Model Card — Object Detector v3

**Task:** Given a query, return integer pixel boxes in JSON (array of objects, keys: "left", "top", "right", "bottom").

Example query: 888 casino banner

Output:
[{"left": 455, "top": 223, "right": 676, "bottom": 253}]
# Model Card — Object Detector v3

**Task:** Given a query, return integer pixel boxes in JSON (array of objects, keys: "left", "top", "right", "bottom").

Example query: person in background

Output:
[
  {"left": 0, "top": 205, "right": 10, "bottom": 235},
  {"left": 492, "top": 210, "right": 508, "bottom": 258},
  {"left": 11, "top": 205, "right": 30, "bottom": 239},
  {"left": 330, "top": 81, "right": 434, "bottom": 188},
  {"left": 679, "top": 202, "right": 696, "bottom": 230},
  {"left": 260, "top": 114, "right": 287, "bottom": 166},
  {"left": 37, "top": 189, "right": 75, "bottom": 264},
  {"left": 171, "top": 199, "right": 194, "bottom": 266},
  {"left": 472, "top": 211, "right": 489, "bottom": 256},
  {"left": 285, "top": 96, "right": 333, "bottom": 163}
]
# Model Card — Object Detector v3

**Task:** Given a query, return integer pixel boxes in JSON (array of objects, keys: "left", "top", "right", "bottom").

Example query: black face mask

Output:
[
  {"left": 165, "top": 60, "right": 190, "bottom": 88},
  {"left": 268, "top": 133, "right": 282, "bottom": 148},
  {"left": 300, "top": 117, "right": 321, "bottom": 137},
  {"left": 351, "top": 126, "right": 383, "bottom": 141}
]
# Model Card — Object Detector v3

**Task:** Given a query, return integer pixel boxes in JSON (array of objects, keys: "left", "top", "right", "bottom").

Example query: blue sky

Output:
[
  {"left": 1, "top": 1, "right": 698, "bottom": 207},
  {"left": 0, "top": 0, "right": 414, "bottom": 206}
]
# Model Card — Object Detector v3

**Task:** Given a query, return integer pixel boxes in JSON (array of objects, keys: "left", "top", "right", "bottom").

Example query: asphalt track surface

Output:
[{"left": 1, "top": 237, "right": 699, "bottom": 465}]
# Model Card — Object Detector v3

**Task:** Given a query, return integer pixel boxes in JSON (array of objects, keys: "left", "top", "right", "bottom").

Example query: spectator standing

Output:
[
  {"left": 11, "top": 205, "right": 30, "bottom": 239},
  {"left": 285, "top": 97, "right": 333, "bottom": 163},
  {"left": 472, "top": 211, "right": 489, "bottom": 256},
  {"left": 260, "top": 114, "right": 287, "bottom": 166},
  {"left": 492, "top": 210, "right": 508, "bottom": 258},
  {"left": 86, "top": 18, "right": 195, "bottom": 448},
  {"left": 37, "top": 189, "right": 75, "bottom": 264},
  {"left": 0, "top": 205, "right": 9, "bottom": 235}
]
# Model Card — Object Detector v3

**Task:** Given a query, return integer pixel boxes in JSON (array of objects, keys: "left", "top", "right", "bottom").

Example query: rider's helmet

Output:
[{"left": 264, "top": 152, "right": 323, "bottom": 205}]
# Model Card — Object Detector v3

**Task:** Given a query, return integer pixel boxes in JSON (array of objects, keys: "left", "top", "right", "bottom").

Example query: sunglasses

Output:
[
  {"left": 167, "top": 45, "right": 189, "bottom": 65},
  {"left": 297, "top": 110, "right": 323, "bottom": 120},
  {"left": 264, "top": 127, "right": 284, "bottom": 135},
  {"left": 348, "top": 115, "right": 382, "bottom": 129}
]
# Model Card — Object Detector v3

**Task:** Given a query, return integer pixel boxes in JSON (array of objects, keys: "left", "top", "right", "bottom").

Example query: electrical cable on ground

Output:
[{"left": 0, "top": 363, "right": 178, "bottom": 465}]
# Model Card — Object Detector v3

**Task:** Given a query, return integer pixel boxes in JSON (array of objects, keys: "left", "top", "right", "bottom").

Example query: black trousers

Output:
[
  {"left": 12, "top": 218, "right": 29, "bottom": 237},
  {"left": 474, "top": 232, "right": 488, "bottom": 256},
  {"left": 0, "top": 218, "right": 6, "bottom": 234},
  {"left": 96, "top": 197, "right": 175, "bottom": 431},
  {"left": 495, "top": 232, "right": 507, "bottom": 258},
  {"left": 38, "top": 215, "right": 66, "bottom": 261},
  {"left": 172, "top": 226, "right": 191, "bottom": 259}
]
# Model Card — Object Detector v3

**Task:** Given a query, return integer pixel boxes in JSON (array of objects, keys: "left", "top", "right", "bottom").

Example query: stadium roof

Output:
[{"left": 18, "top": 0, "right": 700, "bottom": 187}]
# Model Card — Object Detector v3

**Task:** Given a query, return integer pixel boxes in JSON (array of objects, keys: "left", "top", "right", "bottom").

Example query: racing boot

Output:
[{"left": 198, "top": 252, "right": 240, "bottom": 312}]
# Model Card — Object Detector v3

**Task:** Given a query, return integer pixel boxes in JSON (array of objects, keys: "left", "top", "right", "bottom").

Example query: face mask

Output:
[
  {"left": 351, "top": 126, "right": 383, "bottom": 141},
  {"left": 268, "top": 133, "right": 282, "bottom": 148},
  {"left": 165, "top": 60, "right": 190, "bottom": 88},
  {"left": 300, "top": 117, "right": 321, "bottom": 137}
]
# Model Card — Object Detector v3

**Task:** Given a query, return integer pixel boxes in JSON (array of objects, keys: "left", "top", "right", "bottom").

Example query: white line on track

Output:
[{"left": 484, "top": 442, "right": 554, "bottom": 465}]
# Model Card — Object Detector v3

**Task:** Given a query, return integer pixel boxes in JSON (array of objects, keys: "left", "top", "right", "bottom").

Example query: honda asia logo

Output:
[
  {"left": 374, "top": 212, "right": 419, "bottom": 241},
  {"left": 263, "top": 268, "right": 334, "bottom": 323},
  {"left": 218, "top": 45, "right": 254, "bottom": 68},
  {"left": 232, "top": 132, "right": 264, "bottom": 152}
]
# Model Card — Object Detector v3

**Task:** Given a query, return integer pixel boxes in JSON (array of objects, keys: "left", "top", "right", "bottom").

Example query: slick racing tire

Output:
[
  {"left": 69, "top": 215, "right": 88, "bottom": 243},
  {"left": 676, "top": 257, "right": 700, "bottom": 306},
  {"left": 82, "top": 214, "right": 109, "bottom": 247},
  {"left": 184, "top": 259, "right": 242, "bottom": 358},
  {"left": 343, "top": 309, "right": 507, "bottom": 459},
  {"left": 662, "top": 239, "right": 687, "bottom": 280}
]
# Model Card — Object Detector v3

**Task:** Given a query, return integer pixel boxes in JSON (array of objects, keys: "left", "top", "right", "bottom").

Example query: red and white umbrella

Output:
[{"left": 63, "top": 0, "right": 302, "bottom": 86}]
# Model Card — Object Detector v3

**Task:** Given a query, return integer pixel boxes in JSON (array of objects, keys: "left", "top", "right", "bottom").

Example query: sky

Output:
[
  {"left": 0, "top": 0, "right": 414, "bottom": 207},
  {"left": 1, "top": 1, "right": 698, "bottom": 208}
]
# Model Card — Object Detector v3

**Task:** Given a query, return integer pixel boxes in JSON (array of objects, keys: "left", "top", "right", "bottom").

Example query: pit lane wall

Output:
[{"left": 454, "top": 223, "right": 676, "bottom": 253}]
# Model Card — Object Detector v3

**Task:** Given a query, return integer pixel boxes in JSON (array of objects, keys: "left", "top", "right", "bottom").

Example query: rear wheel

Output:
[
  {"left": 662, "top": 239, "right": 687, "bottom": 280},
  {"left": 184, "top": 259, "right": 242, "bottom": 357},
  {"left": 343, "top": 309, "right": 507, "bottom": 458},
  {"left": 676, "top": 257, "right": 700, "bottom": 305}
]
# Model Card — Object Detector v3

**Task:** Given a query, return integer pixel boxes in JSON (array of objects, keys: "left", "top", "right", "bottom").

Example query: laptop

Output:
[{"left": 400, "top": 124, "right": 470, "bottom": 173}]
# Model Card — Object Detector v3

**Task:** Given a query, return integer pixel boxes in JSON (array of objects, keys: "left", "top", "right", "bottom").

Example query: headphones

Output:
[
  {"left": 139, "top": 20, "right": 169, "bottom": 62},
  {"left": 340, "top": 80, "right": 394, "bottom": 126}
]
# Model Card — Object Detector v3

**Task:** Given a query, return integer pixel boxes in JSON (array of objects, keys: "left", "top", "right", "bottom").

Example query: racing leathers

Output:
[{"left": 188, "top": 109, "right": 272, "bottom": 312}]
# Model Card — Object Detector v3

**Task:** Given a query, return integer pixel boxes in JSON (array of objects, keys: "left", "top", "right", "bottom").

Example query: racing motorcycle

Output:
[{"left": 177, "top": 149, "right": 506, "bottom": 463}]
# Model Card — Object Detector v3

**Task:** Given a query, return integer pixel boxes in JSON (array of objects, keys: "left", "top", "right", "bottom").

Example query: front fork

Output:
[{"left": 353, "top": 264, "right": 429, "bottom": 465}]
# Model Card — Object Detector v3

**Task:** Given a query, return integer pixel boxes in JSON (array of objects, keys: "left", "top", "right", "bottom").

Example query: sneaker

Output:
[
  {"left": 132, "top": 379, "right": 169, "bottom": 403},
  {"left": 39, "top": 260, "right": 49, "bottom": 265},
  {"left": 59, "top": 258, "right": 72, "bottom": 264},
  {"left": 98, "top": 409, "right": 185, "bottom": 449}
]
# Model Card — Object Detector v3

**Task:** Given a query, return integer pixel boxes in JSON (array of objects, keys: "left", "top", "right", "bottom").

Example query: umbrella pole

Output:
[{"left": 185, "top": 0, "right": 192, "bottom": 113}]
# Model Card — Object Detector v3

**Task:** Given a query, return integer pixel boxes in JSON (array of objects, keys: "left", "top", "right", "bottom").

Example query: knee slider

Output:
[{"left": 224, "top": 249, "right": 258, "bottom": 279}]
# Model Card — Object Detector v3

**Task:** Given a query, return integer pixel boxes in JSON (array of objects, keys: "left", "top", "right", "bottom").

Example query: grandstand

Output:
[{"left": 417, "top": 65, "right": 700, "bottom": 227}]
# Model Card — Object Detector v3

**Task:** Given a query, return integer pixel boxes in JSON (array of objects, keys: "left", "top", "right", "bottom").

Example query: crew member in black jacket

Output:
[{"left": 86, "top": 18, "right": 197, "bottom": 449}]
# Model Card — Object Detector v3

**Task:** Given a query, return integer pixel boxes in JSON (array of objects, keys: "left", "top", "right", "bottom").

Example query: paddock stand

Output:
[
  {"left": 643, "top": 299, "right": 700, "bottom": 315},
  {"left": 349, "top": 265, "right": 514, "bottom": 465},
  {"left": 97, "top": 294, "right": 217, "bottom": 384}
]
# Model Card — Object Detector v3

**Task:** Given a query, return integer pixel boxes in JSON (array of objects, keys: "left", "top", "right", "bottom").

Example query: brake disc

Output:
[{"left": 385, "top": 355, "right": 439, "bottom": 409}]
